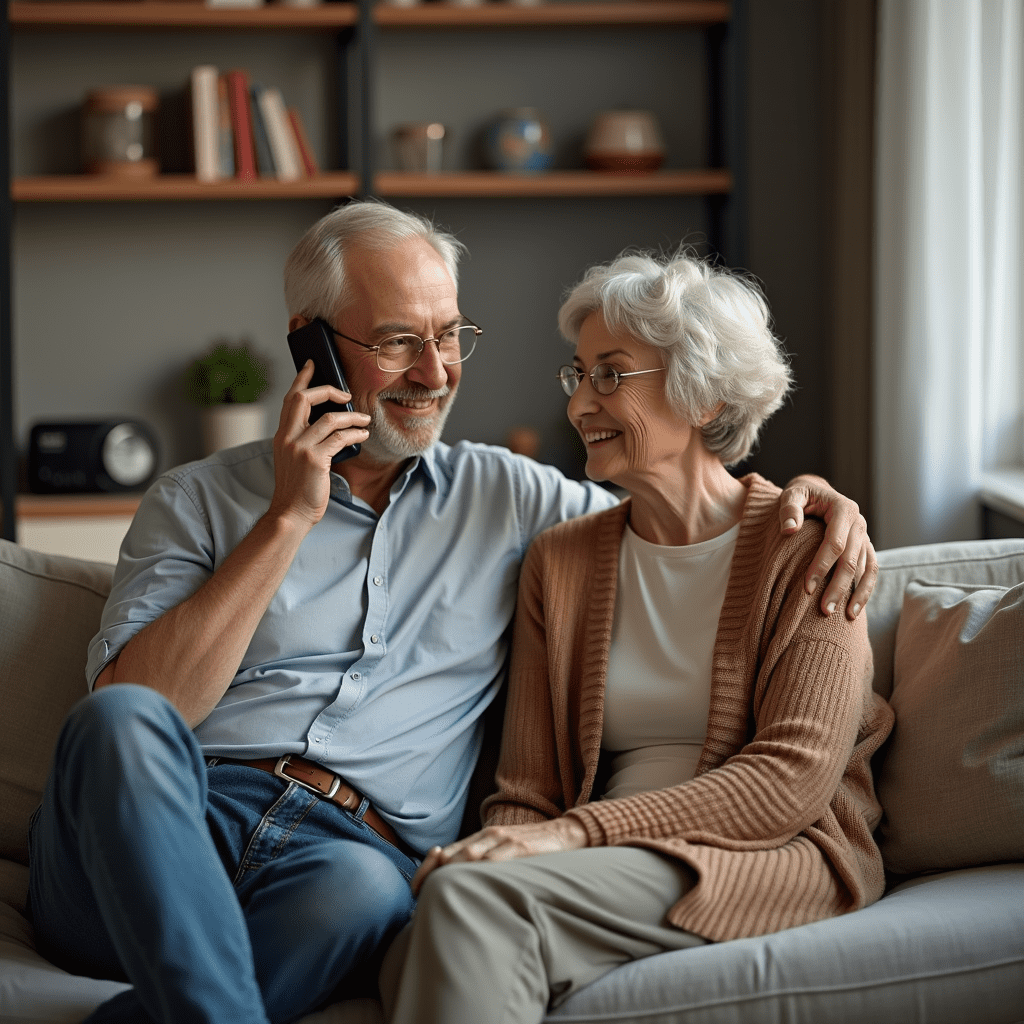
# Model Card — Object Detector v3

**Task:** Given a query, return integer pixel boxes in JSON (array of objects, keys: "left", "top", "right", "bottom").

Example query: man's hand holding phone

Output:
[
  {"left": 269, "top": 358, "right": 370, "bottom": 531},
  {"left": 286, "top": 319, "right": 362, "bottom": 462}
]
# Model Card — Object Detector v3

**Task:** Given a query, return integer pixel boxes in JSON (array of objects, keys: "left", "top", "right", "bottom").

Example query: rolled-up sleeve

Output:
[{"left": 85, "top": 473, "right": 215, "bottom": 688}]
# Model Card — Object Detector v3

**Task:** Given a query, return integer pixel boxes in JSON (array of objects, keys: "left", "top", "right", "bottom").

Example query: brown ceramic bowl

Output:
[
  {"left": 584, "top": 110, "right": 665, "bottom": 174},
  {"left": 585, "top": 153, "right": 665, "bottom": 172}
]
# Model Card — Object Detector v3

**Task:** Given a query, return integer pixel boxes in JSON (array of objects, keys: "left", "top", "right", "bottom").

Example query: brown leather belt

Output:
[{"left": 216, "top": 755, "right": 413, "bottom": 859}]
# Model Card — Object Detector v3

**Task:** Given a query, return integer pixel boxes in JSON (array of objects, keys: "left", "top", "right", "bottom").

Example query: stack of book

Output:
[{"left": 189, "top": 66, "right": 320, "bottom": 183}]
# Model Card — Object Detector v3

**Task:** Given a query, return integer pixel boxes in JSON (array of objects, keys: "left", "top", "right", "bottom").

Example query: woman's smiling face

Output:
[{"left": 568, "top": 312, "right": 703, "bottom": 489}]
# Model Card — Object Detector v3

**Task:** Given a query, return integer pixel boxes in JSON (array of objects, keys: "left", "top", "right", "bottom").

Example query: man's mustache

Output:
[{"left": 378, "top": 386, "right": 451, "bottom": 402}]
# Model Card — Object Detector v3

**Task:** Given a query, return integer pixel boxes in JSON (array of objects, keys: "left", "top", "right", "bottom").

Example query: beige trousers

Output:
[{"left": 379, "top": 846, "right": 707, "bottom": 1024}]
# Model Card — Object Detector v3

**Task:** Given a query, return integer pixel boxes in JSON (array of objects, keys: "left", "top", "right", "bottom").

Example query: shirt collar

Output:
[
  {"left": 328, "top": 445, "right": 443, "bottom": 504},
  {"left": 412, "top": 444, "right": 443, "bottom": 488}
]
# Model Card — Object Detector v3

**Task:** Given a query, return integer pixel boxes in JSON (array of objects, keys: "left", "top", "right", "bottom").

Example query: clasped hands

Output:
[{"left": 411, "top": 817, "right": 590, "bottom": 896}]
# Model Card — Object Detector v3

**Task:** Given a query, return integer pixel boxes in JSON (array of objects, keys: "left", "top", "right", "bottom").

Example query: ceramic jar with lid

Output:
[{"left": 82, "top": 86, "right": 159, "bottom": 177}]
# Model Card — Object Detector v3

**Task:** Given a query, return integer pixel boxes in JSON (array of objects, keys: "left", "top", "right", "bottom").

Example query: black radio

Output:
[{"left": 28, "top": 420, "right": 160, "bottom": 494}]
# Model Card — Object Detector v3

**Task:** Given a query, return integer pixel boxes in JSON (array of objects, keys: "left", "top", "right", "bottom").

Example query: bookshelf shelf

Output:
[
  {"left": 11, "top": 172, "right": 361, "bottom": 202},
  {"left": 10, "top": 170, "right": 729, "bottom": 203},
  {"left": 7, "top": 1, "right": 359, "bottom": 30},
  {"left": 374, "top": 1, "right": 729, "bottom": 29},
  {"left": 375, "top": 169, "right": 732, "bottom": 198},
  {"left": 8, "top": 1, "right": 727, "bottom": 31},
  {"left": 16, "top": 493, "right": 143, "bottom": 520}
]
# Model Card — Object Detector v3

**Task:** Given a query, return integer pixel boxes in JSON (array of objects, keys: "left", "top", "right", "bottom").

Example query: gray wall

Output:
[
  {"left": 742, "top": 0, "right": 829, "bottom": 487},
  {"left": 11, "top": 5, "right": 829, "bottom": 486}
]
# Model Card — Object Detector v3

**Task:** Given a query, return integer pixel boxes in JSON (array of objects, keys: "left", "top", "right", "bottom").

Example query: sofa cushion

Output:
[
  {"left": 0, "top": 541, "right": 113, "bottom": 864},
  {"left": 875, "top": 579, "right": 1024, "bottom": 876},
  {"left": 870, "top": 538, "right": 1024, "bottom": 698},
  {"left": 547, "top": 865, "right": 1024, "bottom": 1024}
]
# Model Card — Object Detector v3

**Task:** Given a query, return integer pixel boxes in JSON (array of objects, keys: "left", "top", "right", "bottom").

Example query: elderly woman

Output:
[{"left": 379, "top": 251, "right": 894, "bottom": 1024}]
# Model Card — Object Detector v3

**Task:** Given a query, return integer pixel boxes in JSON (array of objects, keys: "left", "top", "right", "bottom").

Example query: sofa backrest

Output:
[
  {"left": 868, "top": 538, "right": 1024, "bottom": 698},
  {"left": 3, "top": 535, "right": 1023, "bottom": 860},
  {"left": 0, "top": 540, "right": 114, "bottom": 864}
]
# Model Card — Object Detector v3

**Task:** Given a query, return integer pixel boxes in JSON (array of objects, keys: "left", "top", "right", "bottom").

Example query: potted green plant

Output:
[{"left": 184, "top": 340, "right": 272, "bottom": 455}]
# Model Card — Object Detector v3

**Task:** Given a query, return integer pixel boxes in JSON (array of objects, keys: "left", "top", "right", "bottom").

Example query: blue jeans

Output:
[{"left": 27, "top": 684, "right": 418, "bottom": 1024}]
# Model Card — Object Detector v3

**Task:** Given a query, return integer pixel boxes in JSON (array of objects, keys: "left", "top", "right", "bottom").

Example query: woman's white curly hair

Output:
[{"left": 558, "top": 250, "right": 793, "bottom": 466}]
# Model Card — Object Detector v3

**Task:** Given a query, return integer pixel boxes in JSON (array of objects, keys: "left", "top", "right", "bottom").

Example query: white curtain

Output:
[{"left": 875, "top": 0, "right": 1024, "bottom": 548}]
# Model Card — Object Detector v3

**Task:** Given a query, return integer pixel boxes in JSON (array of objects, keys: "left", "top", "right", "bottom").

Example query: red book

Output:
[
  {"left": 287, "top": 107, "right": 320, "bottom": 177},
  {"left": 225, "top": 69, "right": 257, "bottom": 181}
]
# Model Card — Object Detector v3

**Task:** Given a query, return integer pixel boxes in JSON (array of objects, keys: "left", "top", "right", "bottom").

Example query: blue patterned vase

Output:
[{"left": 484, "top": 108, "right": 553, "bottom": 174}]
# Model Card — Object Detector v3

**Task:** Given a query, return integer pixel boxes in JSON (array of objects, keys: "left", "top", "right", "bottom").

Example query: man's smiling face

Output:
[{"left": 330, "top": 235, "right": 463, "bottom": 465}]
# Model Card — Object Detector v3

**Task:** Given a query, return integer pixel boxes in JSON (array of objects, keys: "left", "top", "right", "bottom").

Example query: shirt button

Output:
[
  {"left": 370, "top": 634, "right": 379, "bottom": 644},
  {"left": 351, "top": 672, "right": 361, "bottom": 681},
  {"left": 373, "top": 576, "right": 383, "bottom": 586}
]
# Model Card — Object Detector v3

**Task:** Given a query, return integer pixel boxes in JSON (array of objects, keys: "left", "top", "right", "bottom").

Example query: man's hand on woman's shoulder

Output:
[{"left": 778, "top": 474, "right": 876, "bottom": 620}]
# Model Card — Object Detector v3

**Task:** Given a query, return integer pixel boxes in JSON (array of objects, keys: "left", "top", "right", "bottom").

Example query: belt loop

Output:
[{"left": 353, "top": 795, "right": 371, "bottom": 823}]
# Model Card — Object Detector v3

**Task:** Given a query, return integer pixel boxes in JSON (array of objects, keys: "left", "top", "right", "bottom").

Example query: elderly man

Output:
[{"left": 27, "top": 200, "right": 875, "bottom": 1024}]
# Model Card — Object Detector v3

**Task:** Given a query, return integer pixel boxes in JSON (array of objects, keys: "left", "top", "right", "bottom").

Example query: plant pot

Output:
[{"left": 201, "top": 404, "right": 267, "bottom": 456}]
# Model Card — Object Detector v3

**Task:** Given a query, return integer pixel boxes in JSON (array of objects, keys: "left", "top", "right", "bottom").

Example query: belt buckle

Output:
[{"left": 273, "top": 755, "right": 341, "bottom": 801}]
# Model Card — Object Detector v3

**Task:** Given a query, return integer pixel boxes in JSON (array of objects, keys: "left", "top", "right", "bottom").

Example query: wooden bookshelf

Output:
[
  {"left": 12, "top": 172, "right": 360, "bottom": 202},
  {"left": 2, "top": 0, "right": 744, "bottom": 540},
  {"left": 375, "top": 169, "right": 732, "bottom": 198}
]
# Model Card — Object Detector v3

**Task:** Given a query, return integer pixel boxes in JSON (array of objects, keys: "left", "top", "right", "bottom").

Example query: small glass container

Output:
[
  {"left": 82, "top": 86, "right": 159, "bottom": 177},
  {"left": 393, "top": 123, "right": 447, "bottom": 173}
]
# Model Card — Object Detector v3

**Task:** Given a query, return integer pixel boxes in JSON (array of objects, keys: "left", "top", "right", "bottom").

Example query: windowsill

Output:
[{"left": 979, "top": 469, "right": 1024, "bottom": 523}]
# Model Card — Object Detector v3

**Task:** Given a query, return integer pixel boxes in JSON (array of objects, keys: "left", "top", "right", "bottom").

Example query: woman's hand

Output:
[
  {"left": 411, "top": 818, "right": 589, "bottom": 896},
  {"left": 778, "top": 474, "right": 876, "bottom": 619}
]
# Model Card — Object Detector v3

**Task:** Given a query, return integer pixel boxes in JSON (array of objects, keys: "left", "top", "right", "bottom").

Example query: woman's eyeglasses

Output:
[{"left": 557, "top": 363, "right": 666, "bottom": 397}]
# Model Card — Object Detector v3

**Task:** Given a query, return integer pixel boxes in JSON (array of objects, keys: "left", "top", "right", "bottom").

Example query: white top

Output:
[{"left": 601, "top": 521, "right": 740, "bottom": 800}]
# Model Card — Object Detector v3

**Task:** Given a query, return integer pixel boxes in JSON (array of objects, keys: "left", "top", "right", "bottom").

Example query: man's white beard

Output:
[{"left": 358, "top": 385, "right": 456, "bottom": 463}]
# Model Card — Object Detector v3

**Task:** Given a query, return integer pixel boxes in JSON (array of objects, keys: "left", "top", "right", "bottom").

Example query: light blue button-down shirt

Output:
[{"left": 87, "top": 438, "right": 616, "bottom": 853}]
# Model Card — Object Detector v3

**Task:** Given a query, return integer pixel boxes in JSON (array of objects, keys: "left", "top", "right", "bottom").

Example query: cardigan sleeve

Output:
[
  {"left": 482, "top": 541, "right": 570, "bottom": 827},
  {"left": 566, "top": 567, "right": 872, "bottom": 851}
]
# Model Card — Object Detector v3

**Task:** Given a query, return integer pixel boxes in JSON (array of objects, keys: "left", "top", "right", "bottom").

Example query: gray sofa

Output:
[{"left": 1, "top": 536, "right": 1022, "bottom": 1024}]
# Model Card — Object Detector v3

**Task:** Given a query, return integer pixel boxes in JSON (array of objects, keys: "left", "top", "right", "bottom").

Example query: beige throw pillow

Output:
[{"left": 876, "top": 580, "right": 1024, "bottom": 876}]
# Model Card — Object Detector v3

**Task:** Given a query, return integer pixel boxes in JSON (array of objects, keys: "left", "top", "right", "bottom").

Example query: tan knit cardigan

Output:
[{"left": 483, "top": 474, "right": 894, "bottom": 943}]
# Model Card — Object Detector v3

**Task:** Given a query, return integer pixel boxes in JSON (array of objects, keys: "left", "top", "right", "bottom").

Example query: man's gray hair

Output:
[
  {"left": 284, "top": 199, "right": 467, "bottom": 322},
  {"left": 557, "top": 250, "right": 793, "bottom": 466}
]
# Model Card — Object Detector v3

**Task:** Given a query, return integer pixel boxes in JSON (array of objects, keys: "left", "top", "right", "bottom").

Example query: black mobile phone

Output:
[{"left": 287, "top": 318, "right": 361, "bottom": 463}]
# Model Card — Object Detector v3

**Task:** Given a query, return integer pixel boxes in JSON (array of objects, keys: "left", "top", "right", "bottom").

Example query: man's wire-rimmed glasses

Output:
[
  {"left": 557, "top": 363, "right": 666, "bottom": 397},
  {"left": 326, "top": 318, "right": 482, "bottom": 373}
]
